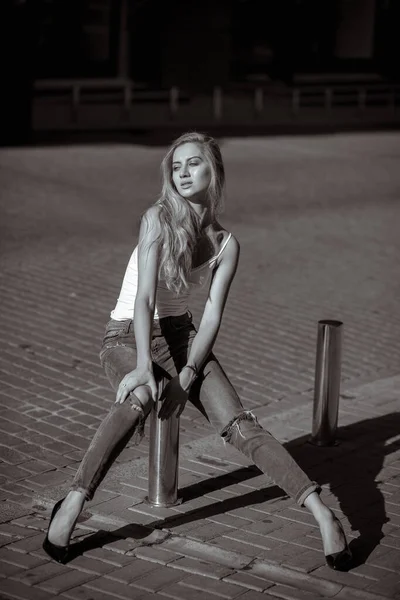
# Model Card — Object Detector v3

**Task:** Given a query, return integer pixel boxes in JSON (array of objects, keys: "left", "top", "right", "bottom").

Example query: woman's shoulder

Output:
[
  {"left": 213, "top": 224, "right": 238, "bottom": 250},
  {"left": 142, "top": 204, "right": 162, "bottom": 225},
  {"left": 212, "top": 226, "right": 240, "bottom": 267},
  {"left": 140, "top": 205, "right": 163, "bottom": 239}
]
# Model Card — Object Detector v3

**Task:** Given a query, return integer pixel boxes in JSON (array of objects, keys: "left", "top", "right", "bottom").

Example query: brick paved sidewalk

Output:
[
  {"left": 1, "top": 133, "right": 400, "bottom": 598},
  {"left": 0, "top": 373, "right": 398, "bottom": 600}
]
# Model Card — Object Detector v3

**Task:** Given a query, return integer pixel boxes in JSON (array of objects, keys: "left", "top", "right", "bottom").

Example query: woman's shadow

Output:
[
  {"left": 286, "top": 411, "right": 400, "bottom": 567},
  {"left": 69, "top": 412, "right": 400, "bottom": 570}
]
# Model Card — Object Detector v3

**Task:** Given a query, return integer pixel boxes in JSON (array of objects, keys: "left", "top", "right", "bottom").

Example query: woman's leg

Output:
[
  {"left": 47, "top": 384, "right": 154, "bottom": 546},
  {"left": 188, "top": 353, "right": 348, "bottom": 557},
  {"left": 47, "top": 324, "right": 161, "bottom": 547},
  {"left": 189, "top": 354, "right": 319, "bottom": 503}
]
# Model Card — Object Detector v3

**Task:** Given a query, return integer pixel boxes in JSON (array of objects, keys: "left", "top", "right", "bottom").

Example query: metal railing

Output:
[
  {"left": 32, "top": 78, "right": 400, "bottom": 130},
  {"left": 291, "top": 84, "right": 400, "bottom": 114}
]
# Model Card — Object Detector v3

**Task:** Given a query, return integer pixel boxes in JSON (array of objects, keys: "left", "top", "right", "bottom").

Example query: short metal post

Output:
[
  {"left": 123, "top": 82, "right": 131, "bottom": 120},
  {"left": 325, "top": 88, "right": 332, "bottom": 111},
  {"left": 310, "top": 320, "right": 343, "bottom": 446},
  {"left": 358, "top": 88, "right": 366, "bottom": 112},
  {"left": 254, "top": 87, "right": 264, "bottom": 117},
  {"left": 71, "top": 84, "right": 80, "bottom": 123},
  {"left": 170, "top": 86, "right": 179, "bottom": 118},
  {"left": 213, "top": 86, "right": 222, "bottom": 120},
  {"left": 292, "top": 88, "right": 300, "bottom": 115},
  {"left": 146, "top": 397, "right": 181, "bottom": 507}
]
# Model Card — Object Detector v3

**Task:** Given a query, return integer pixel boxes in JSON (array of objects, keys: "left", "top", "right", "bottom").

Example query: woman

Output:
[{"left": 43, "top": 131, "right": 351, "bottom": 570}]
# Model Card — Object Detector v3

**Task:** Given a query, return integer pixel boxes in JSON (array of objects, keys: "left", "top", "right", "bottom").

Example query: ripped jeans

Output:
[{"left": 70, "top": 312, "right": 320, "bottom": 505}]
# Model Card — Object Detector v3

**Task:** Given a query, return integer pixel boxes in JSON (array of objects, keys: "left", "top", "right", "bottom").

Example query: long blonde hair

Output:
[{"left": 142, "top": 131, "right": 226, "bottom": 295}]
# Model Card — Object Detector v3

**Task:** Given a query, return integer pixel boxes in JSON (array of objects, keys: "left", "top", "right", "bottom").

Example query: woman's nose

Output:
[{"left": 180, "top": 164, "right": 189, "bottom": 177}]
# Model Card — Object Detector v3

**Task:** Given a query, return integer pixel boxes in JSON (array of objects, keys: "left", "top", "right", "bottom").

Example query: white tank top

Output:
[{"left": 110, "top": 232, "right": 233, "bottom": 320}]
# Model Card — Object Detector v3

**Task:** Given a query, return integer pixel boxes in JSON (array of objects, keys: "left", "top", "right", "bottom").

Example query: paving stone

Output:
[
  {"left": 59, "top": 586, "right": 123, "bottom": 600},
  {"left": 365, "top": 573, "right": 400, "bottom": 597},
  {"left": 0, "top": 578, "right": 55, "bottom": 599},
  {"left": 311, "top": 565, "right": 374, "bottom": 590},
  {"left": 185, "top": 522, "right": 234, "bottom": 542},
  {"left": 176, "top": 574, "right": 246, "bottom": 599},
  {"left": 130, "top": 565, "right": 186, "bottom": 592},
  {"left": 104, "top": 559, "right": 159, "bottom": 583},
  {"left": 0, "top": 559, "right": 25, "bottom": 577},
  {"left": 206, "top": 513, "right": 252, "bottom": 529},
  {"left": 0, "top": 547, "right": 47, "bottom": 569},
  {"left": 157, "top": 581, "right": 221, "bottom": 600},
  {"left": 214, "top": 590, "right": 269, "bottom": 600},
  {"left": 133, "top": 546, "right": 180, "bottom": 565},
  {"left": 6, "top": 533, "right": 46, "bottom": 554},
  {"left": 0, "top": 464, "right": 33, "bottom": 482},
  {"left": 85, "top": 576, "right": 147, "bottom": 599},
  {"left": 0, "top": 446, "right": 30, "bottom": 465},
  {"left": 10, "top": 561, "right": 67, "bottom": 586},
  {"left": 263, "top": 583, "right": 328, "bottom": 600},
  {"left": 221, "top": 529, "right": 273, "bottom": 551},
  {"left": 281, "top": 549, "right": 325, "bottom": 573},
  {"left": 0, "top": 523, "right": 39, "bottom": 539},
  {"left": 83, "top": 547, "right": 138, "bottom": 567},
  {"left": 11, "top": 515, "right": 48, "bottom": 531},
  {"left": 209, "top": 536, "right": 261, "bottom": 559},
  {"left": 91, "top": 495, "right": 140, "bottom": 517},
  {"left": 223, "top": 571, "right": 276, "bottom": 593},
  {"left": 37, "top": 569, "right": 97, "bottom": 594},
  {"left": 28, "top": 470, "right": 70, "bottom": 487},
  {"left": 63, "top": 555, "right": 116, "bottom": 576},
  {"left": 168, "top": 556, "right": 234, "bottom": 579}
]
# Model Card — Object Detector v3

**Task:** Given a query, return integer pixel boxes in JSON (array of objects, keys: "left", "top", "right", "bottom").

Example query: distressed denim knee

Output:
[
  {"left": 220, "top": 410, "right": 260, "bottom": 443},
  {"left": 220, "top": 410, "right": 321, "bottom": 506}
]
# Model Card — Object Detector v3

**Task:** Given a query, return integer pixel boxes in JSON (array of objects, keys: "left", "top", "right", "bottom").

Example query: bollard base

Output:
[
  {"left": 143, "top": 495, "right": 183, "bottom": 508},
  {"left": 308, "top": 436, "right": 340, "bottom": 447}
]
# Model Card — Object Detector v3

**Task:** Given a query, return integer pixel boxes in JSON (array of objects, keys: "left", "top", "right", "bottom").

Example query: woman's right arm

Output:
[
  {"left": 134, "top": 206, "right": 162, "bottom": 369},
  {"left": 115, "top": 206, "right": 162, "bottom": 404}
]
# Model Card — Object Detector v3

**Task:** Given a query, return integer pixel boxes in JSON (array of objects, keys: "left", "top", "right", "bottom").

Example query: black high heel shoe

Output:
[
  {"left": 325, "top": 516, "right": 352, "bottom": 571},
  {"left": 42, "top": 498, "right": 70, "bottom": 564}
]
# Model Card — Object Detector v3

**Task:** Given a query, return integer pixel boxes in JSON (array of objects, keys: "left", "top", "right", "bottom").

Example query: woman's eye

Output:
[{"left": 189, "top": 162, "right": 199, "bottom": 167}]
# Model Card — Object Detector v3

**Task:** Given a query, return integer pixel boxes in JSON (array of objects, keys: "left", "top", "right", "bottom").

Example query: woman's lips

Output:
[{"left": 181, "top": 182, "right": 192, "bottom": 188}]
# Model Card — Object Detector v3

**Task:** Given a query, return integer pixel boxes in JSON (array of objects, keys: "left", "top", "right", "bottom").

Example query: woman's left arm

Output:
[
  {"left": 180, "top": 235, "right": 240, "bottom": 391},
  {"left": 158, "top": 235, "right": 240, "bottom": 419}
]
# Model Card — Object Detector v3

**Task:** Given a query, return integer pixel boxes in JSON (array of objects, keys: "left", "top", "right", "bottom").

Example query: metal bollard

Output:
[
  {"left": 145, "top": 397, "right": 181, "bottom": 507},
  {"left": 310, "top": 320, "right": 343, "bottom": 446}
]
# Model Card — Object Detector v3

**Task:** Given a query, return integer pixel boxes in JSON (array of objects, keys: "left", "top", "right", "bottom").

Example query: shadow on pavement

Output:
[
  {"left": 287, "top": 412, "right": 399, "bottom": 567},
  {"left": 72, "top": 413, "right": 399, "bottom": 570}
]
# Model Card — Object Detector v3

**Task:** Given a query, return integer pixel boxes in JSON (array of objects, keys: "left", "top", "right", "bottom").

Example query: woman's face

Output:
[{"left": 172, "top": 143, "right": 212, "bottom": 201}]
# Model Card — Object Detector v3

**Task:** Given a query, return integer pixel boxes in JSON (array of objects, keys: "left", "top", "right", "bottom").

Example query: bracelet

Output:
[{"left": 184, "top": 364, "right": 198, "bottom": 378}]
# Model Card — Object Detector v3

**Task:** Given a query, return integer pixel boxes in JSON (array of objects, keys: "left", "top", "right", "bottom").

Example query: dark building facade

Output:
[{"left": 30, "top": 0, "right": 399, "bottom": 86}]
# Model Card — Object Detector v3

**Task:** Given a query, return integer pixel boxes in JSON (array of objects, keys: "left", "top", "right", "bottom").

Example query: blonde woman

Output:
[{"left": 43, "top": 132, "right": 351, "bottom": 570}]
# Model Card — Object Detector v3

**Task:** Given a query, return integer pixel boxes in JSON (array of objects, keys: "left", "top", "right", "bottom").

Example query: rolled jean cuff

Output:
[
  {"left": 296, "top": 481, "right": 321, "bottom": 506},
  {"left": 69, "top": 484, "right": 93, "bottom": 502}
]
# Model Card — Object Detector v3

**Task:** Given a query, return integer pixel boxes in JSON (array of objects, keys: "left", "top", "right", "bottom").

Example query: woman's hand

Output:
[
  {"left": 158, "top": 375, "right": 189, "bottom": 420},
  {"left": 116, "top": 367, "right": 158, "bottom": 404}
]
